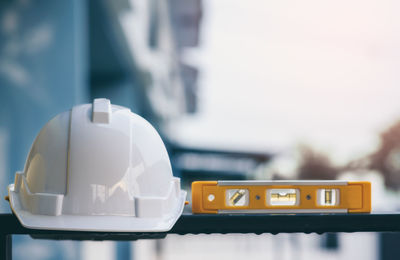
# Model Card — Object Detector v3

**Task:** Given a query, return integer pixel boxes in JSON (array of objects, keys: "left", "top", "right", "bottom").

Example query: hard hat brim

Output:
[{"left": 8, "top": 185, "right": 186, "bottom": 232}]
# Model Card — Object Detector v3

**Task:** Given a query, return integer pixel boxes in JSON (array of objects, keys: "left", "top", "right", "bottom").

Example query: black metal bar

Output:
[
  {"left": 5, "top": 212, "right": 400, "bottom": 259},
  {"left": 170, "top": 213, "right": 400, "bottom": 235},
  {"left": 2, "top": 212, "right": 400, "bottom": 241}
]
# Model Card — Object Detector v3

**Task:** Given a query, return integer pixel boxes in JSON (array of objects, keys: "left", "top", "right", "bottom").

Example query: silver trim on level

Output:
[
  {"left": 218, "top": 209, "right": 348, "bottom": 214},
  {"left": 218, "top": 180, "right": 348, "bottom": 186}
]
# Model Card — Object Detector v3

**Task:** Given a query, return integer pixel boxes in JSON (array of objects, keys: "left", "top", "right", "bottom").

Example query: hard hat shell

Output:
[{"left": 8, "top": 99, "right": 186, "bottom": 232}]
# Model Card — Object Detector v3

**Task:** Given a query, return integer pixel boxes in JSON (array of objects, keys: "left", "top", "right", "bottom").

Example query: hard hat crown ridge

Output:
[{"left": 8, "top": 98, "right": 186, "bottom": 232}]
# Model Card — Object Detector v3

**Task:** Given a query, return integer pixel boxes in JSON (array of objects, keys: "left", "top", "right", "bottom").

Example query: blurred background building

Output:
[{"left": 2, "top": 0, "right": 400, "bottom": 259}]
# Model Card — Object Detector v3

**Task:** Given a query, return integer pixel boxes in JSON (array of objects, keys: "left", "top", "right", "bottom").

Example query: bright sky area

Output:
[{"left": 170, "top": 0, "right": 400, "bottom": 165}]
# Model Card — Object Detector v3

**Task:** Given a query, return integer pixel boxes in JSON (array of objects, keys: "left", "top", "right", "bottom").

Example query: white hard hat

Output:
[{"left": 7, "top": 98, "right": 186, "bottom": 232}]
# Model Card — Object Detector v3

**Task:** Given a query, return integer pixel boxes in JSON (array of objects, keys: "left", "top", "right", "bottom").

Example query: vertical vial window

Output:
[
  {"left": 226, "top": 189, "right": 249, "bottom": 206},
  {"left": 318, "top": 189, "right": 339, "bottom": 206},
  {"left": 267, "top": 189, "right": 299, "bottom": 206}
]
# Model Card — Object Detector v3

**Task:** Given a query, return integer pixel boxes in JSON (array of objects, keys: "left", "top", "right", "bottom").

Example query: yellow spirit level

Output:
[{"left": 192, "top": 181, "right": 371, "bottom": 214}]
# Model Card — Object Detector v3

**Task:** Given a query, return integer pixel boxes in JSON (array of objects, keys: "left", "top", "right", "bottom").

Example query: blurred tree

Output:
[
  {"left": 297, "top": 146, "right": 339, "bottom": 180},
  {"left": 370, "top": 120, "right": 400, "bottom": 189}
]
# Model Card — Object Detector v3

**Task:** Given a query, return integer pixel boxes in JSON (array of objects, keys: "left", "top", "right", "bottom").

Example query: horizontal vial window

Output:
[{"left": 267, "top": 189, "right": 299, "bottom": 206}]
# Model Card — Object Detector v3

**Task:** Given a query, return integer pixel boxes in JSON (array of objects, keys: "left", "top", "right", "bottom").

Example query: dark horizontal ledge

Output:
[{"left": 1, "top": 212, "right": 400, "bottom": 240}]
